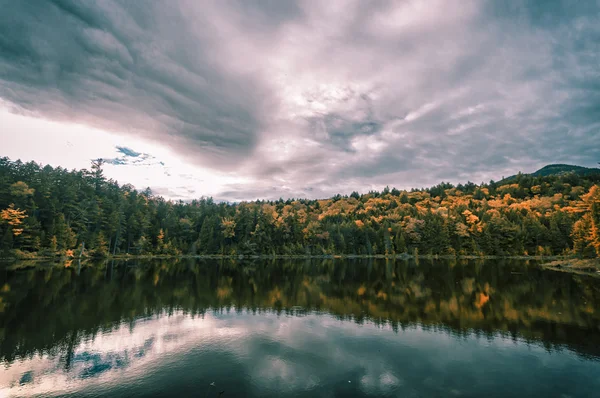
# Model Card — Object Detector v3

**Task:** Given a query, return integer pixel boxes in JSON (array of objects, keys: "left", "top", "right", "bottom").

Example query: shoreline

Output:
[
  {"left": 2, "top": 253, "right": 599, "bottom": 277},
  {"left": 0, "top": 252, "right": 575, "bottom": 262},
  {"left": 540, "top": 258, "right": 600, "bottom": 277}
]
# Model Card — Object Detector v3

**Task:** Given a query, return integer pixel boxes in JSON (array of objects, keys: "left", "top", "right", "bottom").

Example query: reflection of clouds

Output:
[
  {"left": 252, "top": 356, "right": 320, "bottom": 392},
  {"left": 0, "top": 313, "right": 238, "bottom": 397},
  {"left": 1, "top": 311, "right": 406, "bottom": 396},
  {"left": 360, "top": 371, "right": 403, "bottom": 393},
  {"left": 1, "top": 310, "right": 598, "bottom": 397}
]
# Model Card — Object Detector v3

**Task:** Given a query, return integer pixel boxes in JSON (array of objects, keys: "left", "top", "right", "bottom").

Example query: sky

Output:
[{"left": 1, "top": 0, "right": 599, "bottom": 202}]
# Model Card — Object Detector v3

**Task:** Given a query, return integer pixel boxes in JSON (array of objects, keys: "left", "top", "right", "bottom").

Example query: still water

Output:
[{"left": 0, "top": 258, "right": 599, "bottom": 397}]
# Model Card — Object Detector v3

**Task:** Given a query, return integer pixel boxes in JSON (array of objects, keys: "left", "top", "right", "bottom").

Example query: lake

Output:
[{"left": 1, "top": 258, "right": 599, "bottom": 397}]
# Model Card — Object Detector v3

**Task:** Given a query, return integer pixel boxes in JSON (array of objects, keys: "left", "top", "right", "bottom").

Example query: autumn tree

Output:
[
  {"left": 1, "top": 204, "right": 27, "bottom": 238},
  {"left": 572, "top": 185, "right": 600, "bottom": 257}
]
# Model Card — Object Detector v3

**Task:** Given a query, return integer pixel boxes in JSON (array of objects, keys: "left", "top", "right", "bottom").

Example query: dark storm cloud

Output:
[
  {"left": 0, "top": 0, "right": 288, "bottom": 169},
  {"left": 1, "top": 0, "right": 599, "bottom": 200}
]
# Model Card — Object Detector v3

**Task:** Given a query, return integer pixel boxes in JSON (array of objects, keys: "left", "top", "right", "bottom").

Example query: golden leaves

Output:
[
  {"left": 268, "top": 287, "right": 282, "bottom": 305},
  {"left": 315, "top": 231, "right": 330, "bottom": 240},
  {"left": 217, "top": 286, "right": 232, "bottom": 299},
  {"left": 370, "top": 215, "right": 384, "bottom": 224},
  {"left": 486, "top": 198, "right": 506, "bottom": 209},
  {"left": 456, "top": 222, "right": 470, "bottom": 238},
  {"left": 303, "top": 221, "right": 321, "bottom": 239},
  {"left": 403, "top": 217, "right": 424, "bottom": 241},
  {"left": 9, "top": 181, "right": 35, "bottom": 197},
  {"left": 260, "top": 204, "right": 279, "bottom": 224},
  {"left": 435, "top": 206, "right": 449, "bottom": 218},
  {"left": 221, "top": 217, "right": 236, "bottom": 238},
  {"left": 475, "top": 292, "right": 490, "bottom": 309},
  {"left": 1, "top": 204, "right": 28, "bottom": 236},
  {"left": 376, "top": 291, "right": 388, "bottom": 300},
  {"left": 462, "top": 210, "right": 479, "bottom": 225},
  {"left": 297, "top": 209, "right": 308, "bottom": 224},
  {"left": 496, "top": 183, "right": 520, "bottom": 194},
  {"left": 444, "top": 188, "right": 463, "bottom": 197},
  {"left": 582, "top": 185, "right": 600, "bottom": 206},
  {"left": 503, "top": 193, "right": 516, "bottom": 205}
]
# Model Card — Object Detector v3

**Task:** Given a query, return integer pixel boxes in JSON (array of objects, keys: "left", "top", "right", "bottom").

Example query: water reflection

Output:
[{"left": 0, "top": 258, "right": 599, "bottom": 397}]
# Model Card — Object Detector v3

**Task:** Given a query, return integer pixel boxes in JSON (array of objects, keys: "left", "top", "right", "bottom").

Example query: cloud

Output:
[
  {"left": 0, "top": 0, "right": 271, "bottom": 170},
  {"left": 1, "top": 0, "right": 599, "bottom": 200}
]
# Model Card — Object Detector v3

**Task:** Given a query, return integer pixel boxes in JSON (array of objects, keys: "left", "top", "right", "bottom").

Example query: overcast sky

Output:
[{"left": 1, "top": 0, "right": 599, "bottom": 201}]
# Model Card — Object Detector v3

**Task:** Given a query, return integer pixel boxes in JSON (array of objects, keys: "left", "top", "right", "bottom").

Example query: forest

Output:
[{"left": 1, "top": 157, "right": 599, "bottom": 259}]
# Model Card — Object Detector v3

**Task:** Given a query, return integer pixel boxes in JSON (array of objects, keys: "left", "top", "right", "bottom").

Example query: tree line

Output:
[{"left": 1, "top": 156, "right": 599, "bottom": 258}]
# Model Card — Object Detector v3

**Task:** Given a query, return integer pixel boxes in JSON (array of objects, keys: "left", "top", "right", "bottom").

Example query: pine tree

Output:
[
  {"left": 395, "top": 230, "right": 407, "bottom": 253},
  {"left": 91, "top": 232, "right": 109, "bottom": 258}
]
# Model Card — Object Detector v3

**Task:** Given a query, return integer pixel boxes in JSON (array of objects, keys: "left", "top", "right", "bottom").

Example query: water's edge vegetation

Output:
[
  {"left": 3, "top": 253, "right": 599, "bottom": 278},
  {"left": 1, "top": 157, "right": 599, "bottom": 262}
]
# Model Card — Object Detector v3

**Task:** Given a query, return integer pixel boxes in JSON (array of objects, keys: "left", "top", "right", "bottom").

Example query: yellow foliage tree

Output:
[
  {"left": 581, "top": 185, "right": 600, "bottom": 256},
  {"left": 570, "top": 185, "right": 600, "bottom": 257},
  {"left": 10, "top": 181, "right": 35, "bottom": 197},
  {"left": 156, "top": 229, "right": 165, "bottom": 253},
  {"left": 221, "top": 217, "right": 236, "bottom": 239},
  {"left": 1, "top": 204, "right": 28, "bottom": 236}
]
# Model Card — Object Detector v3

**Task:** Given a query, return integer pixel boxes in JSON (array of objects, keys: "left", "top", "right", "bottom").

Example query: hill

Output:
[
  {"left": 499, "top": 164, "right": 600, "bottom": 184},
  {"left": 531, "top": 164, "right": 600, "bottom": 177}
]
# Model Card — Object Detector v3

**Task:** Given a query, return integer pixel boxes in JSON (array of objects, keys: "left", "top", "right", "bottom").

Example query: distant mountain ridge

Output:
[{"left": 500, "top": 163, "right": 600, "bottom": 183}]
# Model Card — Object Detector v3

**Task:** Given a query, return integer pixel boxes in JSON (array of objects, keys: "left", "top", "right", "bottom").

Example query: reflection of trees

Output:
[{"left": 0, "top": 258, "right": 599, "bottom": 363}]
